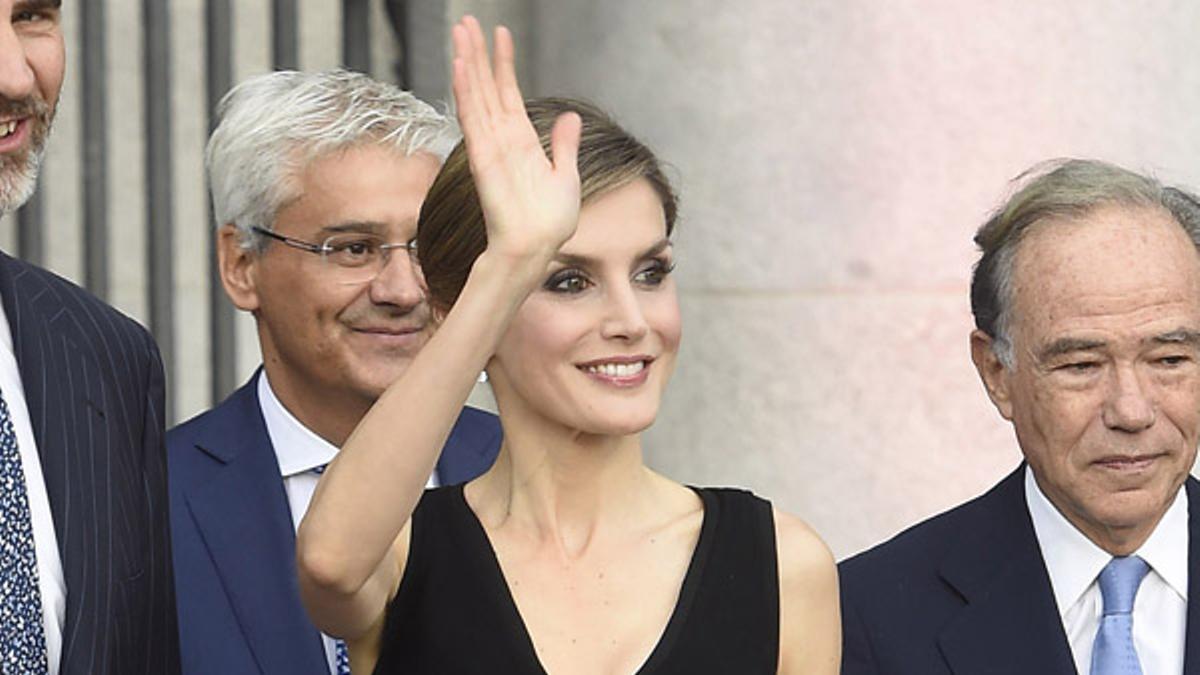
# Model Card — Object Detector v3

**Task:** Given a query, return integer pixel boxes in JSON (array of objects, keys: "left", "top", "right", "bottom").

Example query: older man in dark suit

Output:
[
  {"left": 0, "top": 2, "right": 179, "bottom": 674},
  {"left": 841, "top": 159, "right": 1200, "bottom": 674}
]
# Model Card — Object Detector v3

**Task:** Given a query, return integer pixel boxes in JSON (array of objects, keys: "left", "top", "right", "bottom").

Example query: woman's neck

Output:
[{"left": 468, "top": 412, "right": 667, "bottom": 559}]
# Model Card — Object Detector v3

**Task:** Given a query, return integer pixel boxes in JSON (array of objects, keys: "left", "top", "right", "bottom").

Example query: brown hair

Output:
[{"left": 416, "top": 97, "right": 678, "bottom": 315}]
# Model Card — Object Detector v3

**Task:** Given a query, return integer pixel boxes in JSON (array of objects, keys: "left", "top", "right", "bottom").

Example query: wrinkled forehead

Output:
[{"left": 1010, "top": 205, "right": 1200, "bottom": 337}]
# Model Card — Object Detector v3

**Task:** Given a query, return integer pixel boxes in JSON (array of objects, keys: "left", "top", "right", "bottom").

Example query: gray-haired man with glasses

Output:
[{"left": 168, "top": 69, "right": 502, "bottom": 675}]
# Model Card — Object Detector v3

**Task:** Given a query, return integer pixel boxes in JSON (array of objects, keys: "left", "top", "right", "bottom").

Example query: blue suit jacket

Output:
[
  {"left": 0, "top": 252, "right": 179, "bottom": 675},
  {"left": 839, "top": 466, "right": 1200, "bottom": 674},
  {"left": 168, "top": 373, "right": 502, "bottom": 675}
]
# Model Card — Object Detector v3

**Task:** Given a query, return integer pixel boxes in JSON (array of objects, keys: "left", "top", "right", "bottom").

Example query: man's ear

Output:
[
  {"left": 970, "top": 329, "right": 1014, "bottom": 420},
  {"left": 218, "top": 224, "right": 260, "bottom": 312}
]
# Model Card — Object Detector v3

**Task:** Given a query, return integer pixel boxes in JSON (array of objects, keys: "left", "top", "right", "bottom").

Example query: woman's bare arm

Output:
[{"left": 295, "top": 16, "right": 581, "bottom": 640}]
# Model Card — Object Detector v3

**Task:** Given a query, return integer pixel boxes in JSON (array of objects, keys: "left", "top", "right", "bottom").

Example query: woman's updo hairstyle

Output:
[{"left": 416, "top": 97, "right": 677, "bottom": 316}]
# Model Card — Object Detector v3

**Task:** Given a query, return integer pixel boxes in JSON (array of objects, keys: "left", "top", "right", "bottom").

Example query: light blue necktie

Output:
[
  {"left": 1090, "top": 555, "right": 1150, "bottom": 675},
  {"left": 0, "top": 388, "right": 48, "bottom": 674},
  {"left": 311, "top": 464, "right": 351, "bottom": 675}
]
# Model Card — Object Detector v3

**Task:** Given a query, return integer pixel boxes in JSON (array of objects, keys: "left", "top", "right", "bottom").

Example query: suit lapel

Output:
[
  {"left": 182, "top": 380, "right": 328, "bottom": 675},
  {"left": 1183, "top": 478, "right": 1200, "bottom": 672},
  {"left": 935, "top": 468, "right": 1077, "bottom": 675},
  {"left": 0, "top": 254, "right": 115, "bottom": 669},
  {"left": 0, "top": 252, "right": 81, "bottom": 550}
]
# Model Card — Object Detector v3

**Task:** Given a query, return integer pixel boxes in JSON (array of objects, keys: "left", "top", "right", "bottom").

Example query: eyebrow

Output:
[
  {"left": 15, "top": 0, "right": 62, "bottom": 11},
  {"left": 552, "top": 237, "right": 672, "bottom": 268},
  {"left": 1038, "top": 338, "right": 1107, "bottom": 362},
  {"left": 1150, "top": 329, "right": 1200, "bottom": 347},
  {"left": 317, "top": 221, "right": 392, "bottom": 236},
  {"left": 1037, "top": 328, "right": 1200, "bottom": 361}
]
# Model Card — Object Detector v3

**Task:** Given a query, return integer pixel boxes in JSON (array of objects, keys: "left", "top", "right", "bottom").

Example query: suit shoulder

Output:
[
  {"left": 167, "top": 379, "right": 260, "bottom": 452},
  {"left": 16, "top": 257, "right": 155, "bottom": 345},
  {"left": 166, "top": 404, "right": 233, "bottom": 498},
  {"left": 167, "top": 405, "right": 221, "bottom": 450},
  {"left": 839, "top": 478, "right": 1008, "bottom": 587}
]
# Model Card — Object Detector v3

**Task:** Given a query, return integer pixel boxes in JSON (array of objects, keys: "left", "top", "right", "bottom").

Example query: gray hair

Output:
[
  {"left": 206, "top": 69, "right": 460, "bottom": 250},
  {"left": 970, "top": 158, "right": 1200, "bottom": 368}
]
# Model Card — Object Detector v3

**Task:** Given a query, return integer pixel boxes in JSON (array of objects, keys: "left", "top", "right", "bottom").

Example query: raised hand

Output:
[{"left": 451, "top": 16, "right": 582, "bottom": 262}]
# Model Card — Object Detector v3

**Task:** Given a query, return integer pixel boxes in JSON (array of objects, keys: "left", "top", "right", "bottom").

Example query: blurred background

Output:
[{"left": 11, "top": 0, "right": 1200, "bottom": 560}]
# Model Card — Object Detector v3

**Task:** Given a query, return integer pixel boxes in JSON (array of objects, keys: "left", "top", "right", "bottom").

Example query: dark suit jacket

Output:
[
  {"left": 168, "top": 373, "right": 502, "bottom": 675},
  {"left": 0, "top": 252, "right": 179, "bottom": 675},
  {"left": 839, "top": 466, "right": 1200, "bottom": 674}
]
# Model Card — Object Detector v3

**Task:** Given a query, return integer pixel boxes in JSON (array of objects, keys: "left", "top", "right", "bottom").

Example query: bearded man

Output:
[{"left": 0, "top": 2, "right": 179, "bottom": 674}]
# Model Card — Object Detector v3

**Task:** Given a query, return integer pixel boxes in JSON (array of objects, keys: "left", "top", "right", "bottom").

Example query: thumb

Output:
[{"left": 549, "top": 111, "right": 582, "bottom": 178}]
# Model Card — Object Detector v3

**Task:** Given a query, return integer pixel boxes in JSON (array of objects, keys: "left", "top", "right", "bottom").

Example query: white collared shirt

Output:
[
  {"left": 1026, "top": 466, "right": 1187, "bottom": 675},
  {"left": 0, "top": 296, "right": 65, "bottom": 674},
  {"left": 257, "top": 372, "right": 437, "bottom": 675}
]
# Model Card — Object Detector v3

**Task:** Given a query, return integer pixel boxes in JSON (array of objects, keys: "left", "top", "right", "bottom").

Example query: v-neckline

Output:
[{"left": 451, "top": 484, "right": 718, "bottom": 675}]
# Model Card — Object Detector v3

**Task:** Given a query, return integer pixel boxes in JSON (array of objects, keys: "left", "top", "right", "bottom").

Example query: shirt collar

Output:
[
  {"left": 257, "top": 372, "right": 339, "bottom": 477},
  {"left": 1137, "top": 479, "right": 1189, "bottom": 601},
  {"left": 1026, "top": 466, "right": 1189, "bottom": 617}
]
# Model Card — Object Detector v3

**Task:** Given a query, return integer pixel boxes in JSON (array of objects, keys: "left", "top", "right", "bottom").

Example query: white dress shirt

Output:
[
  {"left": 1026, "top": 467, "right": 1187, "bottom": 675},
  {"left": 0, "top": 296, "right": 65, "bottom": 675},
  {"left": 257, "top": 372, "right": 437, "bottom": 675}
]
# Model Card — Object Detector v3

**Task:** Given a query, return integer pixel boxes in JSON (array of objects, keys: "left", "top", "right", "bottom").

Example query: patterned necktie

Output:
[
  {"left": 1090, "top": 555, "right": 1150, "bottom": 675},
  {"left": 0, "top": 388, "right": 48, "bottom": 673},
  {"left": 334, "top": 639, "right": 350, "bottom": 675}
]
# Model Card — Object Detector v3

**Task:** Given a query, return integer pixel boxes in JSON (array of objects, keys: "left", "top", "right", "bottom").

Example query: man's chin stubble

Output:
[
  {"left": 0, "top": 97, "right": 55, "bottom": 214},
  {"left": 0, "top": 150, "right": 43, "bottom": 214}
]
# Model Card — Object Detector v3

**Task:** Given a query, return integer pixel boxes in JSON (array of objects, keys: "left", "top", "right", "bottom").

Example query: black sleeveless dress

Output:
[{"left": 372, "top": 484, "right": 780, "bottom": 674}]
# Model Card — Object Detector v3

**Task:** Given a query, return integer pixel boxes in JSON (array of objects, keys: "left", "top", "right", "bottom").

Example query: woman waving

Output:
[{"left": 296, "top": 16, "right": 839, "bottom": 674}]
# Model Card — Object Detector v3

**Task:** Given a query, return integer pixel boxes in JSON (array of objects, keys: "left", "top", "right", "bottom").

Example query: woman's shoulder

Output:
[
  {"left": 771, "top": 508, "right": 836, "bottom": 580},
  {"left": 686, "top": 486, "right": 839, "bottom": 672},
  {"left": 771, "top": 507, "right": 841, "bottom": 675},
  {"left": 689, "top": 485, "right": 772, "bottom": 517},
  {"left": 684, "top": 485, "right": 832, "bottom": 569},
  {"left": 692, "top": 487, "right": 834, "bottom": 579}
]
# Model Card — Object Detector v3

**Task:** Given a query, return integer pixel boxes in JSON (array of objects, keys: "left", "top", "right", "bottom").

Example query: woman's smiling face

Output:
[{"left": 488, "top": 178, "right": 681, "bottom": 437}]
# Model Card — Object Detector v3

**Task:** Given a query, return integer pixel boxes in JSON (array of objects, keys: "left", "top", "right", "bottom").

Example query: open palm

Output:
[{"left": 451, "top": 16, "right": 582, "bottom": 262}]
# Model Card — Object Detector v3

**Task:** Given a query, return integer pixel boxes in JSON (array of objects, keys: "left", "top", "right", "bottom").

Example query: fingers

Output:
[
  {"left": 549, "top": 112, "right": 582, "bottom": 178},
  {"left": 462, "top": 16, "right": 503, "bottom": 119},
  {"left": 493, "top": 26, "right": 526, "bottom": 114},
  {"left": 451, "top": 24, "right": 486, "bottom": 141}
]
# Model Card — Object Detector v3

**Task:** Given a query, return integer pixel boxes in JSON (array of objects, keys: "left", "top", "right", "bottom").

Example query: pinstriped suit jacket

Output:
[{"left": 0, "top": 252, "right": 180, "bottom": 675}]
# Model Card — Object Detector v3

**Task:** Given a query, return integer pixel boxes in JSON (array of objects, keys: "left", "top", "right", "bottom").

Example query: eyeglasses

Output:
[{"left": 252, "top": 226, "right": 418, "bottom": 285}]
